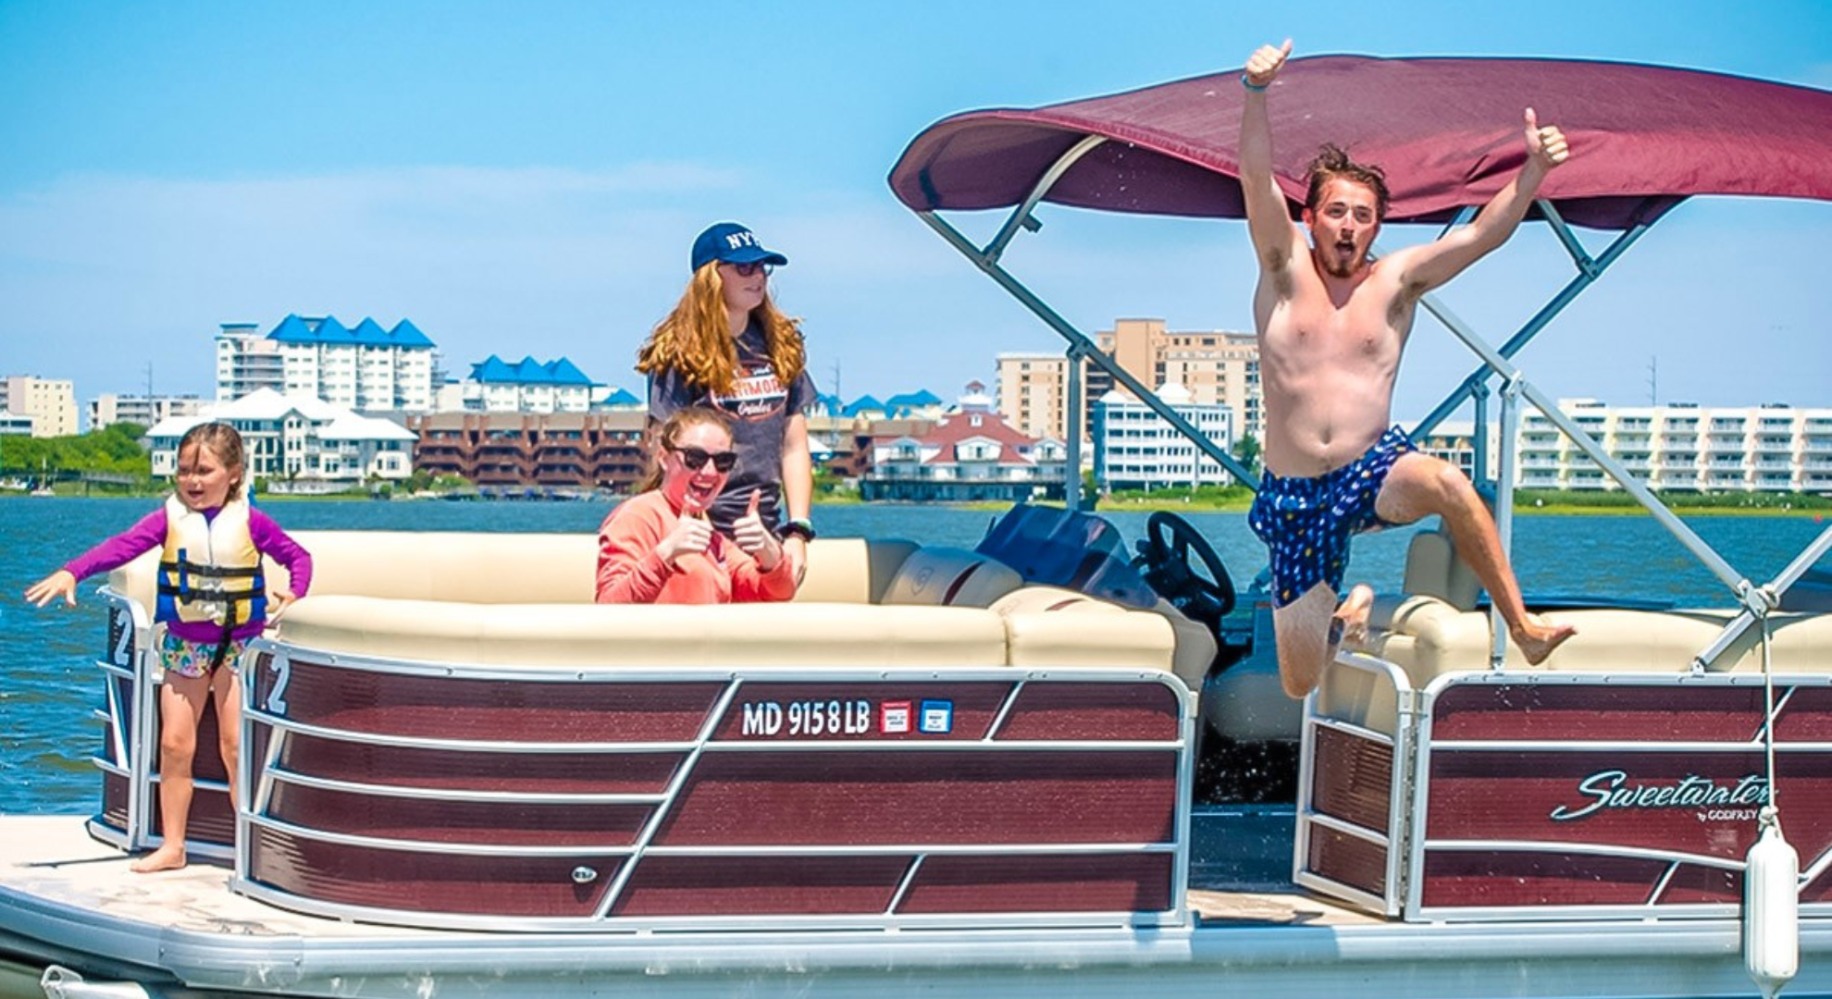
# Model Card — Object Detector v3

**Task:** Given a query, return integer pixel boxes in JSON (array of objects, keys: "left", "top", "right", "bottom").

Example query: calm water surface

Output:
[{"left": 1, "top": 495, "right": 1825, "bottom": 814}]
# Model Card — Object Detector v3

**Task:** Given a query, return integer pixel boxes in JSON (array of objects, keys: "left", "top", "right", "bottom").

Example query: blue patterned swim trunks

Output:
[
  {"left": 1248, "top": 426, "right": 1415, "bottom": 608},
  {"left": 159, "top": 630, "right": 249, "bottom": 679}
]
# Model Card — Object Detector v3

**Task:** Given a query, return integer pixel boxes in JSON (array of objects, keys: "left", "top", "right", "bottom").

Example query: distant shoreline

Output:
[{"left": 8, "top": 490, "right": 1827, "bottom": 519}]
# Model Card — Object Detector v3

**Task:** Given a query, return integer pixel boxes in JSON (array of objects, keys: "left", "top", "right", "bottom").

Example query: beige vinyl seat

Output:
[{"left": 109, "top": 529, "right": 1215, "bottom": 688}]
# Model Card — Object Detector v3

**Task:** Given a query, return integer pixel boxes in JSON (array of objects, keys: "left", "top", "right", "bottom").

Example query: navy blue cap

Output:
[{"left": 690, "top": 222, "right": 788, "bottom": 272}]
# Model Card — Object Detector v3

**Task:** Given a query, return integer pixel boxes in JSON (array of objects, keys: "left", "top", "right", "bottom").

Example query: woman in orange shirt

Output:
[{"left": 595, "top": 406, "right": 796, "bottom": 604}]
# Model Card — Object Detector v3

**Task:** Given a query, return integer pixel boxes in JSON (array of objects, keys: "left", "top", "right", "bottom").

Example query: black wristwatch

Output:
[{"left": 781, "top": 518, "right": 816, "bottom": 542}]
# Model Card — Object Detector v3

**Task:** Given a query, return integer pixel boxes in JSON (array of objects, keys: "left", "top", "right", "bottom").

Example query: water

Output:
[{"left": 2, "top": 495, "right": 1825, "bottom": 815}]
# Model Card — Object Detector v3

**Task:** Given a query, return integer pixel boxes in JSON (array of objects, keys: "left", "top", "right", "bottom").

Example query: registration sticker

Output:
[
  {"left": 919, "top": 699, "right": 954, "bottom": 734},
  {"left": 881, "top": 700, "right": 911, "bottom": 734}
]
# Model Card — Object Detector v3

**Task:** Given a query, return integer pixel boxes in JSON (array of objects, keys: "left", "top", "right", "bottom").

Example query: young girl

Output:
[
  {"left": 24, "top": 422, "right": 313, "bottom": 872},
  {"left": 636, "top": 222, "right": 818, "bottom": 582},
  {"left": 595, "top": 406, "right": 795, "bottom": 604}
]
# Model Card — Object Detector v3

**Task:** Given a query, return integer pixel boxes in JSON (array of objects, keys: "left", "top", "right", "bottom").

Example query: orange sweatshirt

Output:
[{"left": 594, "top": 490, "right": 796, "bottom": 604}]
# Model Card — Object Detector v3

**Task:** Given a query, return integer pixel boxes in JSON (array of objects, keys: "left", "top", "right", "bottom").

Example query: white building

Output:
[
  {"left": 862, "top": 383, "right": 1068, "bottom": 502},
  {"left": 1092, "top": 384, "right": 1235, "bottom": 491},
  {"left": 1516, "top": 400, "right": 1832, "bottom": 495},
  {"left": 1, "top": 375, "right": 79, "bottom": 437},
  {"left": 89, "top": 394, "right": 206, "bottom": 432},
  {"left": 146, "top": 388, "right": 416, "bottom": 494},
  {"left": 215, "top": 315, "right": 437, "bottom": 412},
  {"left": 437, "top": 355, "right": 601, "bottom": 413}
]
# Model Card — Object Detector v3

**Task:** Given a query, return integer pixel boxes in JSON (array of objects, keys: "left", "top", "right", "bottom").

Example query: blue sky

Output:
[{"left": 3, "top": 0, "right": 1829, "bottom": 420}]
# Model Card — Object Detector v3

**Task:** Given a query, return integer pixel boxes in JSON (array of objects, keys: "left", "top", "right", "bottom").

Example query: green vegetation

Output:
[
  {"left": 1086, "top": 485, "right": 1831, "bottom": 515},
  {"left": 1516, "top": 489, "right": 1832, "bottom": 515},
  {"left": 812, "top": 467, "right": 863, "bottom": 504},
  {"left": 0, "top": 424, "right": 157, "bottom": 494}
]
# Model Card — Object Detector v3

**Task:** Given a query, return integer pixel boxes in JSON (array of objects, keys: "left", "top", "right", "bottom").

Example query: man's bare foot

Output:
[
  {"left": 1512, "top": 614, "right": 1577, "bottom": 665},
  {"left": 1330, "top": 584, "right": 1376, "bottom": 649},
  {"left": 129, "top": 844, "right": 187, "bottom": 873}
]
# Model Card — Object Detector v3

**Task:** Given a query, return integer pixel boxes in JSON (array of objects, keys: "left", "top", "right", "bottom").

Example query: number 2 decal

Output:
[
  {"left": 109, "top": 607, "right": 133, "bottom": 668},
  {"left": 266, "top": 656, "right": 291, "bottom": 715}
]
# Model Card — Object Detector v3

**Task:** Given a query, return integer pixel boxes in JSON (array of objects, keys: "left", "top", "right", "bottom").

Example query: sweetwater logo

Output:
[{"left": 1549, "top": 769, "right": 1768, "bottom": 823}]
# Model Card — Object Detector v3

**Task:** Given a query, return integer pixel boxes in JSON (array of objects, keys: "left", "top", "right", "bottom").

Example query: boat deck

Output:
[{"left": 9, "top": 812, "right": 1830, "bottom": 999}]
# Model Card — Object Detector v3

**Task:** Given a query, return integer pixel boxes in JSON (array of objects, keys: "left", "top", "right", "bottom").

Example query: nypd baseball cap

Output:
[{"left": 690, "top": 222, "right": 789, "bottom": 272}]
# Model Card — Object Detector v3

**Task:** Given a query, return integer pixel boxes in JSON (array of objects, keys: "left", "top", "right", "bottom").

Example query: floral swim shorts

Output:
[
  {"left": 1248, "top": 426, "right": 1415, "bottom": 608},
  {"left": 158, "top": 630, "right": 249, "bottom": 679}
]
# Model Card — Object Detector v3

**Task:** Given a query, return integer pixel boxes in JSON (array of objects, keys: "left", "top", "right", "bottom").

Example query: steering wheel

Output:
[{"left": 1136, "top": 511, "right": 1236, "bottom": 627}]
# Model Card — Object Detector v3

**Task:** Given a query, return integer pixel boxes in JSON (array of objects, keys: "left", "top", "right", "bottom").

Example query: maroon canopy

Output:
[{"left": 888, "top": 55, "right": 1832, "bottom": 230}]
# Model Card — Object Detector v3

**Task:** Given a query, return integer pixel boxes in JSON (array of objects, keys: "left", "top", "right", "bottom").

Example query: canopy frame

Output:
[{"left": 909, "top": 121, "right": 1831, "bottom": 667}]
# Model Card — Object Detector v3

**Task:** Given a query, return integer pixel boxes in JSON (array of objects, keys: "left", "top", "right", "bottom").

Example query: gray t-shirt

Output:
[{"left": 647, "top": 321, "right": 817, "bottom": 534}]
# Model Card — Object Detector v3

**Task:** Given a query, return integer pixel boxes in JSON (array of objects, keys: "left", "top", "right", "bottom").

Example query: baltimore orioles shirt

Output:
[{"left": 647, "top": 321, "right": 817, "bottom": 534}]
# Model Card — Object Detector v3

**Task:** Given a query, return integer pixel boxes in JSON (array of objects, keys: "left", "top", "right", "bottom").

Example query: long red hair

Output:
[{"left": 635, "top": 262, "right": 806, "bottom": 394}]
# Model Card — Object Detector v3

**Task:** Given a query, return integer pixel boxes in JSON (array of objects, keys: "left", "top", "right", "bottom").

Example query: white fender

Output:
[{"left": 1744, "top": 809, "right": 1799, "bottom": 999}]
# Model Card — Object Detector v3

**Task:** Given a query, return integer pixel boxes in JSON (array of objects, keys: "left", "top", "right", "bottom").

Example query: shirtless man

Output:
[{"left": 1240, "top": 39, "right": 1576, "bottom": 698}]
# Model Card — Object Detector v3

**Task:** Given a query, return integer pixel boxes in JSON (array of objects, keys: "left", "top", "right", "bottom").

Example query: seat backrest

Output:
[
  {"left": 880, "top": 547, "right": 1025, "bottom": 608},
  {"left": 1402, "top": 526, "right": 1482, "bottom": 611},
  {"left": 794, "top": 537, "right": 920, "bottom": 605}
]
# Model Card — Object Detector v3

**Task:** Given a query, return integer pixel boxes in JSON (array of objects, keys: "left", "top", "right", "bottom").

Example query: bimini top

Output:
[{"left": 888, "top": 55, "right": 1832, "bottom": 230}]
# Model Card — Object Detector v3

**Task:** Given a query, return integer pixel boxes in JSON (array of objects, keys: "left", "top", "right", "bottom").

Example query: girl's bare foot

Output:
[
  {"left": 129, "top": 843, "right": 187, "bottom": 873},
  {"left": 1330, "top": 584, "right": 1376, "bottom": 649},
  {"left": 1512, "top": 614, "right": 1577, "bottom": 665}
]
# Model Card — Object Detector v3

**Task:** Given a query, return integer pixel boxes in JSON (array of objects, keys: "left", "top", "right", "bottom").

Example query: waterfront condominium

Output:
[
  {"left": 0, "top": 375, "right": 80, "bottom": 437},
  {"left": 1518, "top": 400, "right": 1832, "bottom": 495},
  {"left": 215, "top": 314, "right": 437, "bottom": 412}
]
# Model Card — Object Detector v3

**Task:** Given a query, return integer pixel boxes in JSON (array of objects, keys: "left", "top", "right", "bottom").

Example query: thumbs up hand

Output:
[{"left": 731, "top": 489, "right": 783, "bottom": 571}]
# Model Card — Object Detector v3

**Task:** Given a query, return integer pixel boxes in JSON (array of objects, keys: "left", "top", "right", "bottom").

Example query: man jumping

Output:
[{"left": 1240, "top": 39, "right": 1576, "bottom": 698}]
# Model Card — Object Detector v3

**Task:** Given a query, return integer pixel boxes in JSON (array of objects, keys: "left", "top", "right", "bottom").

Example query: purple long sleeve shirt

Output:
[{"left": 63, "top": 504, "right": 314, "bottom": 642}]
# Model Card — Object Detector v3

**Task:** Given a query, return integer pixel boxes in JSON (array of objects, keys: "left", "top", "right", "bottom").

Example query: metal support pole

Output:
[
  {"left": 1491, "top": 380, "right": 1524, "bottom": 667},
  {"left": 1065, "top": 346, "right": 1084, "bottom": 510},
  {"left": 918, "top": 211, "right": 1254, "bottom": 486}
]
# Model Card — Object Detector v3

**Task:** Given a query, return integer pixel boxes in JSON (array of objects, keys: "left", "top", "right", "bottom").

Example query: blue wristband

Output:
[{"left": 1241, "top": 73, "right": 1268, "bottom": 92}]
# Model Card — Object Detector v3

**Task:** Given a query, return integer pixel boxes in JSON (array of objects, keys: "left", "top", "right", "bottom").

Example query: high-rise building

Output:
[
  {"left": 215, "top": 315, "right": 437, "bottom": 412},
  {"left": 89, "top": 393, "right": 206, "bottom": 432},
  {"left": 1092, "top": 385, "right": 1235, "bottom": 491},
  {"left": 0, "top": 375, "right": 79, "bottom": 437},
  {"left": 1517, "top": 400, "right": 1832, "bottom": 495},
  {"left": 995, "top": 319, "right": 1262, "bottom": 449}
]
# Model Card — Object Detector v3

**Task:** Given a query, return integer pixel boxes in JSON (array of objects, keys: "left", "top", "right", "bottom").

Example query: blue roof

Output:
[
  {"left": 601, "top": 387, "right": 641, "bottom": 406},
  {"left": 267, "top": 313, "right": 436, "bottom": 348},
  {"left": 470, "top": 354, "right": 598, "bottom": 386},
  {"left": 843, "top": 395, "right": 887, "bottom": 417},
  {"left": 886, "top": 390, "right": 942, "bottom": 408},
  {"left": 390, "top": 319, "right": 435, "bottom": 347}
]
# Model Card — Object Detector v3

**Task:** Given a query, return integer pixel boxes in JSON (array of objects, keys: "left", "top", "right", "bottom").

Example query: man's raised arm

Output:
[
  {"left": 1240, "top": 39, "right": 1298, "bottom": 273},
  {"left": 1399, "top": 108, "right": 1571, "bottom": 296}
]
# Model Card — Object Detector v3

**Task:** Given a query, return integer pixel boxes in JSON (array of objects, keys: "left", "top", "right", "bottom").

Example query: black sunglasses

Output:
[
  {"left": 669, "top": 444, "right": 738, "bottom": 472},
  {"left": 728, "top": 261, "right": 773, "bottom": 277}
]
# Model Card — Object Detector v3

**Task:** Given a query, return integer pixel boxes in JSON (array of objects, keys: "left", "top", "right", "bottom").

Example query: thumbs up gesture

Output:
[
  {"left": 1523, "top": 107, "right": 1569, "bottom": 170},
  {"left": 657, "top": 509, "right": 715, "bottom": 566},
  {"left": 731, "top": 489, "right": 783, "bottom": 571}
]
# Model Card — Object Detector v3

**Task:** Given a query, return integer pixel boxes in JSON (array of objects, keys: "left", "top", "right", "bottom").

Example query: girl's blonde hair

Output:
[
  {"left": 177, "top": 422, "right": 248, "bottom": 501},
  {"left": 635, "top": 262, "right": 806, "bottom": 395},
  {"left": 635, "top": 406, "right": 735, "bottom": 493}
]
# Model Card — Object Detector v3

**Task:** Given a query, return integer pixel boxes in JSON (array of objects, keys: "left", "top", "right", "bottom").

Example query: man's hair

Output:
[{"left": 1304, "top": 144, "right": 1390, "bottom": 220}]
